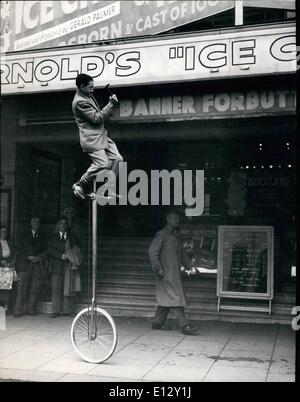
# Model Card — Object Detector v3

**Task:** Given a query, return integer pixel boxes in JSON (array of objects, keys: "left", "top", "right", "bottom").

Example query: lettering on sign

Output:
[
  {"left": 0, "top": 1, "right": 235, "bottom": 53},
  {"left": 1, "top": 26, "right": 296, "bottom": 94},
  {"left": 115, "top": 90, "right": 296, "bottom": 120}
]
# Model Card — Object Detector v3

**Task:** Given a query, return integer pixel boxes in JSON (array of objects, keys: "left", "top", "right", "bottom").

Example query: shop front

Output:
[{"left": 1, "top": 22, "right": 296, "bottom": 322}]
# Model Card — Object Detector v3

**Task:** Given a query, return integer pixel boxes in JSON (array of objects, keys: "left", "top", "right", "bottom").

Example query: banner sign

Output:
[
  {"left": 0, "top": 0, "right": 235, "bottom": 53},
  {"left": 1, "top": 24, "right": 296, "bottom": 95},
  {"left": 243, "top": 0, "right": 295, "bottom": 10},
  {"left": 113, "top": 89, "right": 296, "bottom": 121}
]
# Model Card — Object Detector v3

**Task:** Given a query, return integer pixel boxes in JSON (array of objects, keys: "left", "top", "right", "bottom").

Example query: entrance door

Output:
[{"left": 15, "top": 144, "right": 62, "bottom": 234}]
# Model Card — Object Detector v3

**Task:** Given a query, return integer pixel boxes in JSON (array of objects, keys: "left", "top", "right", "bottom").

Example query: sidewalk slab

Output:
[
  {"left": 0, "top": 339, "right": 39, "bottom": 359},
  {"left": 114, "top": 342, "right": 173, "bottom": 362},
  {"left": 57, "top": 373, "right": 142, "bottom": 382},
  {"left": 0, "top": 368, "right": 64, "bottom": 382},
  {"left": 88, "top": 357, "right": 158, "bottom": 380},
  {"left": 176, "top": 339, "right": 225, "bottom": 355},
  {"left": 37, "top": 354, "right": 98, "bottom": 375},
  {"left": 0, "top": 351, "right": 58, "bottom": 370},
  {"left": 0, "top": 315, "right": 296, "bottom": 382},
  {"left": 217, "top": 349, "right": 271, "bottom": 370},
  {"left": 143, "top": 362, "right": 212, "bottom": 382},
  {"left": 132, "top": 334, "right": 184, "bottom": 347},
  {"left": 203, "top": 364, "right": 268, "bottom": 382},
  {"left": 266, "top": 373, "right": 295, "bottom": 382}
]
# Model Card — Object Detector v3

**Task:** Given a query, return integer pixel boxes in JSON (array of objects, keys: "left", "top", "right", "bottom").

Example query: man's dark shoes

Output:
[
  {"left": 13, "top": 312, "right": 23, "bottom": 318},
  {"left": 27, "top": 311, "right": 36, "bottom": 316},
  {"left": 182, "top": 325, "right": 199, "bottom": 335},
  {"left": 96, "top": 187, "right": 122, "bottom": 201},
  {"left": 72, "top": 183, "right": 86, "bottom": 200},
  {"left": 61, "top": 312, "right": 76, "bottom": 317},
  {"left": 152, "top": 323, "right": 172, "bottom": 331},
  {"left": 49, "top": 313, "right": 59, "bottom": 318}
]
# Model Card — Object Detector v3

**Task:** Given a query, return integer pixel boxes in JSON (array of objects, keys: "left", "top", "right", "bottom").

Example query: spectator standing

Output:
[
  {"left": 48, "top": 216, "right": 82, "bottom": 318},
  {"left": 14, "top": 217, "right": 47, "bottom": 317}
]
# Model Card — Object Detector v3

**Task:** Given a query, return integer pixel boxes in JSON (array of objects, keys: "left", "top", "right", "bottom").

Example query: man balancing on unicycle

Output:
[{"left": 72, "top": 74, "right": 123, "bottom": 200}]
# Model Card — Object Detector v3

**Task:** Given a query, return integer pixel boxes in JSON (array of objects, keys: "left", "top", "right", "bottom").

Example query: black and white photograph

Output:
[{"left": 0, "top": 0, "right": 297, "bottom": 385}]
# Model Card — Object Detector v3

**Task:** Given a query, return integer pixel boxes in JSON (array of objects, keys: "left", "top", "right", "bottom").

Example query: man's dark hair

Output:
[
  {"left": 166, "top": 208, "right": 181, "bottom": 219},
  {"left": 57, "top": 216, "right": 68, "bottom": 224},
  {"left": 76, "top": 73, "right": 93, "bottom": 88}
]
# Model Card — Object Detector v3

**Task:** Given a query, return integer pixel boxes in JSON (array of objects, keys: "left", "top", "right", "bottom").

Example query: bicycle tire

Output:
[{"left": 71, "top": 306, "right": 117, "bottom": 364}]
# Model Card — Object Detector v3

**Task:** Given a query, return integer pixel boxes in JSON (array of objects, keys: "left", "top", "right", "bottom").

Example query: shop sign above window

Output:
[
  {"left": 1, "top": 24, "right": 296, "bottom": 95},
  {"left": 0, "top": 0, "right": 235, "bottom": 53},
  {"left": 113, "top": 89, "right": 296, "bottom": 121},
  {"left": 243, "top": 1, "right": 295, "bottom": 10}
]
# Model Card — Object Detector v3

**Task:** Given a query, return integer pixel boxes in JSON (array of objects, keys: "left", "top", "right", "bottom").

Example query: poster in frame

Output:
[{"left": 217, "top": 225, "right": 274, "bottom": 314}]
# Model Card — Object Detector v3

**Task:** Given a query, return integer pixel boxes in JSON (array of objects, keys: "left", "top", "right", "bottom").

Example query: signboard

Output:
[
  {"left": 0, "top": 0, "right": 235, "bottom": 53},
  {"left": 244, "top": 0, "right": 295, "bottom": 10},
  {"left": 217, "top": 226, "right": 274, "bottom": 301},
  {"left": 246, "top": 170, "right": 295, "bottom": 211},
  {"left": 225, "top": 169, "right": 296, "bottom": 218},
  {"left": 0, "top": 24, "right": 296, "bottom": 95},
  {"left": 114, "top": 89, "right": 296, "bottom": 121}
]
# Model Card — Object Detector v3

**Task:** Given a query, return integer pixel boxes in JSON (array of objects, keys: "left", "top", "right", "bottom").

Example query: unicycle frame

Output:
[
  {"left": 89, "top": 179, "right": 98, "bottom": 340},
  {"left": 71, "top": 179, "right": 117, "bottom": 362}
]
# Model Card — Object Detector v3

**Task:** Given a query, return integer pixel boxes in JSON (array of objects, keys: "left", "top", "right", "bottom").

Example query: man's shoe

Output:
[
  {"left": 108, "top": 189, "right": 122, "bottom": 199},
  {"left": 72, "top": 184, "right": 86, "bottom": 200},
  {"left": 61, "top": 312, "right": 76, "bottom": 317},
  {"left": 13, "top": 313, "right": 23, "bottom": 318},
  {"left": 27, "top": 311, "right": 36, "bottom": 316},
  {"left": 97, "top": 185, "right": 122, "bottom": 200},
  {"left": 152, "top": 323, "right": 172, "bottom": 331},
  {"left": 182, "top": 325, "right": 199, "bottom": 335},
  {"left": 49, "top": 313, "right": 59, "bottom": 318}
]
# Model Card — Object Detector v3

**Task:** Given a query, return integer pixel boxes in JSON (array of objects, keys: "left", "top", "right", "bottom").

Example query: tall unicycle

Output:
[{"left": 71, "top": 180, "right": 117, "bottom": 363}]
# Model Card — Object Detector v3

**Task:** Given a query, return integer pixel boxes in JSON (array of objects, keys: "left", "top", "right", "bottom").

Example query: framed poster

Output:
[
  {"left": 0, "top": 188, "right": 12, "bottom": 236},
  {"left": 217, "top": 226, "right": 274, "bottom": 313}
]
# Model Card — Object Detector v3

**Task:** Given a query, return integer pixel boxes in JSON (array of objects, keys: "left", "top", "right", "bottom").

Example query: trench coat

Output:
[
  {"left": 72, "top": 90, "right": 116, "bottom": 153},
  {"left": 63, "top": 245, "right": 82, "bottom": 297},
  {"left": 47, "top": 232, "right": 77, "bottom": 275},
  {"left": 148, "top": 225, "right": 191, "bottom": 307}
]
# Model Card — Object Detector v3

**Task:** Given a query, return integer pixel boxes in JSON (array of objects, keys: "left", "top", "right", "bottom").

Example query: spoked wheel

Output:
[{"left": 71, "top": 307, "right": 117, "bottom": 364}]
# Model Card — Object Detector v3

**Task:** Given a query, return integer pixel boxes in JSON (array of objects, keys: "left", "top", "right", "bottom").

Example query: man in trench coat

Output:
[
  {"left": 148, "top": 210, "right": 199, "bottom": 335},
  {"left": 47, "top": 216, "right": 80, "bottom": 317}
]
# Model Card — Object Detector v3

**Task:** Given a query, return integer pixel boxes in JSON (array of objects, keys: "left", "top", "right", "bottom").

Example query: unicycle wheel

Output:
[{"left": 71, "top": 307, "right": 117, "bottom": 364}]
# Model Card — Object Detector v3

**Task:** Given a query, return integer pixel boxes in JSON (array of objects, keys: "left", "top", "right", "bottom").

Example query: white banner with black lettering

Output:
[{"left": 1, "top": 23, "right": 296, "bottom": 95}]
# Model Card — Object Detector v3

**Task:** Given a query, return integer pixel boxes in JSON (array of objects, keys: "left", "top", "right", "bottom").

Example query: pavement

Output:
[{"left": 0, "top": 314, "right": 296, "bottom": 382}]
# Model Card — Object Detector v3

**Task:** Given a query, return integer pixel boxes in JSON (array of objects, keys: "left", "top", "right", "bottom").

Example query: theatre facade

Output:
[{"left": 1, "top": 20, "right": 296, "bottom": 323}]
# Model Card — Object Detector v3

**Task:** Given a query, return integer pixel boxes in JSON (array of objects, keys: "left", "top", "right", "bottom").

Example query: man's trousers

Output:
[
  {"left": 51, "top": 273, "right": 74, "bottom": 314},
  {"left": 14, "top": 265, "right": 43, "bottom": 314},
  {"left": 153, "top": 305, "right": 189, "bottom": 328},
  {"left": 79, "top": 138, "right": 123, "bottom": 185}
]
